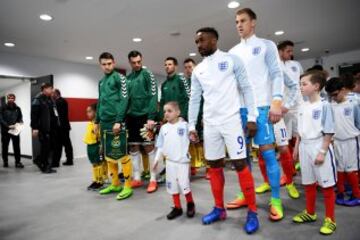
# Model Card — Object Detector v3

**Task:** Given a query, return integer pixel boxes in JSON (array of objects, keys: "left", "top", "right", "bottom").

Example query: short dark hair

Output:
[
  {"left": 128, "top": 50, "right": 142, "bottom": 60},
  {"left": 340, "top": 73, "right": 355, "bottom": 90},
  {"left": 165, "top": 57, "right": 178, "bottom": 66},
  {"left": 54, "top": 88, "right": 61, "bottom": 96},
  {"left": 301, "top": 70, "right": 327, "bottom": 91},
  {"left": 7, "top": 93, "right": 15, "bottom": 98},
  {"left": 183, "top": 58, "right": 196, "bottom": 65},
  {"left": 236, "top": 8, "right": 257, "bottom": 20},
  {"left": 307, "top": 64, "right": 324, "bottom": 72},
  {"left": 89, "top": 102, "right": 97, "bottom": 111},
  {"left": 99, "top": 52, "right": 114, "bottom": 62},
  {"left": 196, "top": 27, "right": 219, "bottom": 40},
  {"left": 41, "top": 82, "right": 53, "bottom": 91},
  {"left": 277, "top": 40, "right": 294, "bottom": 50},
  {"left": 325, "top": 77, "right": 344, "bottom": 94}
]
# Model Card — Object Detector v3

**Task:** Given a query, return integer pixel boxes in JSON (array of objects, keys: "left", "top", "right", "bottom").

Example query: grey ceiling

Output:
[{"left": 0, "top": 0, "right": 359, "bottom": 75}]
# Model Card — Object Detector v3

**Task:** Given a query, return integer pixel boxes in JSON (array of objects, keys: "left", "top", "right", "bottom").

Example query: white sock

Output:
[
  {"left": 130, "top": 151, "right": 141, "bottom": 181},
  {"left": 148, "top": 150, "right": 157, "bottom": 182}
]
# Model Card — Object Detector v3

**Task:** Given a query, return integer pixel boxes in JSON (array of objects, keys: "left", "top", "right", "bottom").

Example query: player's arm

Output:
[
  {"left": 293, "top": 133, "right": 300, "bottom": 162},
  {"left": 179, "top": 75, "right": 190, "bottom": 120},
  {"left": 283, "top": 70, "right": 300, "bottom": 111},
  {"left": 231, "top": 54, "right": 258, "bottom": 136},
  {"left": 114, "top": 74, "right": 129, "bottom": 134},
  {"left": 188, "top": 72, "right": 202, "bottom": 142},
  {"left": 354, "top": 103, "right": 360, "bottom": 130},
  {"left": 316, "top": 103, "right": 335, "bottom": 165},
  {"left": 95, "top": 82, "right": 101, "bottom": 124},
  {"left": 153, "top": 127, "right": 165, "bottom": 170},
  {"left": 158, "top": 84, "right": 165, "bottom": 121},
  {"left": 144, "top": 70, "right": 158, "bottom": 122},
  {"left": 264, "top": 40, "right": 284, "bottom": 123}
]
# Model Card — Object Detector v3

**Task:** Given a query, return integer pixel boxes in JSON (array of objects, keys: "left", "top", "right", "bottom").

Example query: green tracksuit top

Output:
[
  {"left": 96, "top": 71, "right": 129, "bottom": 124},
  {"left": 159, "top": 73, "right": 190, "bottom": 120},
  {"left": 126, "top": 67, "right": 158, "bottom": 120}
]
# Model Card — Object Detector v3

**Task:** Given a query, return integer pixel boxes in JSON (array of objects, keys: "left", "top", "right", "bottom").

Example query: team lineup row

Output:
[{"left": 79, "top": 7, "right": 359, "bottom": 237}]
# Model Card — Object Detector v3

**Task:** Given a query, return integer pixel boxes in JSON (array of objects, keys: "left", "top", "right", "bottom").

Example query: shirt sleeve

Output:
[
  {"left": 231, "top": 54, "right": 258, "bottom": 122},
  {"left": 95, "top": 82, "right": 101, "bottom": 124},
  {"left": 179, "top": 75, "right": 190, "bottom": 120},
  {"left": 144, "top": 70, "right": 158, "bottom": 121},
  {"left": 283, "top": 70, "right": 300, "bottom": 109},
  {"left": 353, "top": 103, "right": 360, "bottom": 130},
  {"left": 321, "top": 102, "right": 335, "bottom": 134},
  {"left": 0, "top": 106, "right": 8, "bottom": 128},
  {"left": 115, "top": 74, "right": 129, "bottom": 123},
  {"left": 158, "top": 84, "right": 165, "bottom": 121},
  {"left": 17, "top": 107, "right": 23, "bottom": 123},
  {"left": 264, "top": 40, "right": 284, "bottom": 101},
  {"left": 30, "top": 98, "right": 41, "bottom": 130},
  {"left": 188, "top": 72, "right": 202, "bottom": 131}
]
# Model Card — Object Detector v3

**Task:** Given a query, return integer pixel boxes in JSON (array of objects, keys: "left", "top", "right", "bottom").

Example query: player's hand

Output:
[
  {"left": 113, "top": 123, "right": 121, "bottom": 135},
  {"left": 269, "top": 100, "right": 283, "bottom": 123},
  {"left": 146, "top": 120, "right": 156, "bottom": 130},
  {"left": 32, "top": 129, "right": 39, "bottom": 138},
  {"left": 281, "top": 106, "right": 289, "bottom": 115},
  {"left": 189, "top": 130, "right": 199, "bottom": 143},
  {"left": 246, "top": 121, "right": 257, "bottom": 138},
  {"left": 314, "top": 152, "right": 325, "bottom": 165},
  {"left": 94, "top": 124, "right": 99, "bottom": 135},
  {"left": 9, "top": 125, "right": 16, "bottom": 129},
  {"left": 293, "top": 148, "right": 299, "bottom": 162}
]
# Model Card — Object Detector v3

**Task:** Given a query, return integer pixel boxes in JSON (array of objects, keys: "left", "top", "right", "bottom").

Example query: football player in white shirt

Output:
[
  {"left": 153, "top": 101, "right": 195, "bottom": 220},
  {"left": 227, "top": 8, "right": 285, "bottom": 221},
  {"left": 292, "top": 71, "right": 337, "bottom": 235},
  {"left": 325, "top": 78, "right": 360, "bottom": 207},
  {"left": 188, "top": 27, "right": 260, "bottom": 234}
]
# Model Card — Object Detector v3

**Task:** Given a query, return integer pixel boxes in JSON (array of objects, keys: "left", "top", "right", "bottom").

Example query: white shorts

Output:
[
  {"left": 283, "top": 110, "right": 298, "bottom": 139},
  {"left": 166, "top": 160, "right": 191, "bottom": 195},
  {"left": 274, "top": 119, "right": 289, "bottom": 147},
  {"left": 299, "top": 139, "right": 337, "bottom": 188},
  {"left": 203, "top": 118, "right": 246, "bottom": 160},
  {"left": 334, "top": 137, "right": 360, "bottom": 172}
]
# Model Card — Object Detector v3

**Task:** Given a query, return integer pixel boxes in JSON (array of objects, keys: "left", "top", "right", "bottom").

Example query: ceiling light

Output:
[
  {"left": 189, "top": 53, "right": 197, "bottom": 57},
  {"left": 132, "top": 38, "right": 142, "bottom": 42},
  {"left": 85, "top": 56, "right": 93, "bottom": 60},
  {"left": 228, "top": 1, "right": 240, "bottom": 9},
  {"left": 301, "top": 48, "right": 310, "bottom": 52},
  {"left": 275, "top": 30, "right": 284, "bottom": 36},
  {"left": 40, "top": 14, "right": 53, "bottom": 21},
  {"left": 4, "top": 42, "right": 15, "bottom": 47}
]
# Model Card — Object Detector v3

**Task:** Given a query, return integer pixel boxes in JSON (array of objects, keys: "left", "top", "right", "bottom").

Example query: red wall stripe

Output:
[{"left": 66, "top": 98, "right": 97, "bottom": 122}]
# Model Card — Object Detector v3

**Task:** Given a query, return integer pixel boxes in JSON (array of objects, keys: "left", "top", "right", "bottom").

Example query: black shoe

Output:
[
  {"left": 43, "top": 168, "right": 57, "bottom": 174},
  {"left": 94, "top": 182, "right": 104, "bottom": 190},
  {"left": 51, "top": 163, "right": 60, "bottom": 168},
  {"left": 63, "top": 161, "right": 73, "bottom": 166},
  {"left": 15, "top": 162, "right": 24, "bottom": 168},
  {"left": 186, "top": 202, "right": 196, "bottom": 218},
  {"left": 87, "top": 182, "right": 98, "bottom": 191},
  {"left": 3, "top": 162, "right": 9, "bottom": 168},
  {"left": 167, "top": 207, "right": 183, "bottom": 220}
]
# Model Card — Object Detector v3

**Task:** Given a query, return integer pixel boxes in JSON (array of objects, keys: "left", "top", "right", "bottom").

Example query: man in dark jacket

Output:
[
  {"left": 0, "top": 93, "right": 24, "bottom": 168},
  {"left": 52, "top": 89, "right": 73, "bottom": 166},
  {"left": 31, "top": 83, "right": 59, "bottom": 174}
]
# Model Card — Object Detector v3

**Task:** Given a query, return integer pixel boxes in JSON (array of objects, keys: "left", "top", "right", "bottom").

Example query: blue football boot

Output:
[{"left": 202, "top": 207, "right": 227, "bottom": 225}]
